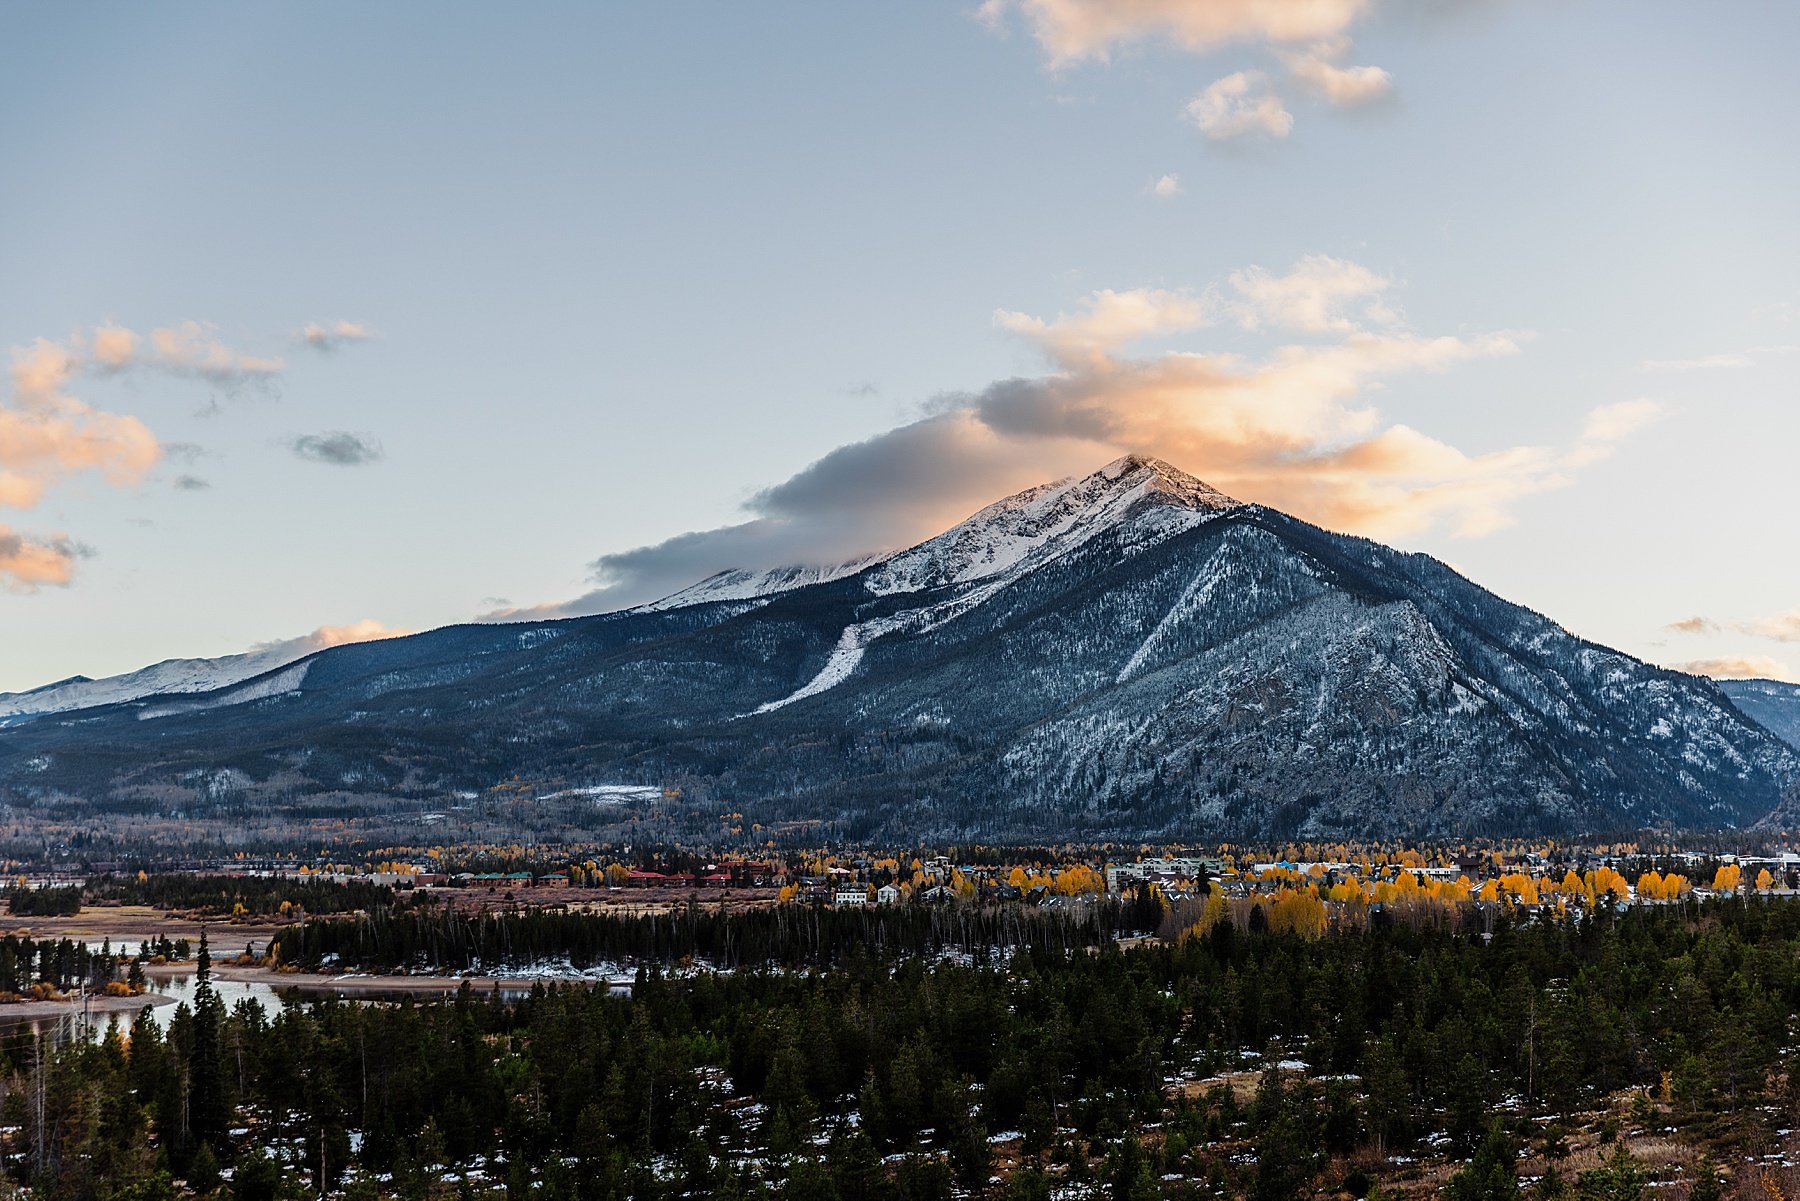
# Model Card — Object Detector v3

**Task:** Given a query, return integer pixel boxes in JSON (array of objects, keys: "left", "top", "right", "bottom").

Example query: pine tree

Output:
[{"left": 187, "top": 928, "right": 230, "bottom": 1154}]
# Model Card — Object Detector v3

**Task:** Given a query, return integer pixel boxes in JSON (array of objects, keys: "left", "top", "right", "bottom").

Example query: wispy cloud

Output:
[
  {"left": 1228, "top": 254, "right": 1396, "bottom": 332},
  {"left": 300, "top": 320, "right": 373, "bottom": 353},
  {"left": 501, "top": 256, "right": 1654, "bottom": 619},
  {"left": 172, "top": 475, "right": 211, "bottom": 492},
  {"left": 1668, "top": 609, "right": 1800, "bottom": 643},
  {"left": 1641, "top": 353, "right": 1753, "bottom": 373},
  {"left": 289, "top": 431, "right": 384, "bottom": 466},
  {"left": 977, "top": 0, "right": 1373, "bottom": 67},
  {"left": 1150, "top": 173, "right": 1183, "bottom": 198},
  {"left": 1675, "top": 656, "right": 1795, "bottom": 683}
]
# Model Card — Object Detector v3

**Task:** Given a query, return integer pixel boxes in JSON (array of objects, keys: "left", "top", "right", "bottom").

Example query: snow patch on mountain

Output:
[{"left": 754, "top": 626, "right": 869, "bottom": 714}]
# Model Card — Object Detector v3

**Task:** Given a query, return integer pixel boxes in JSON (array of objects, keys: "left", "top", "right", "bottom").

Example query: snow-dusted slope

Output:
[
  {"left": 750, "top": 457, "right": 1242, "bottom": 712},
  {"left": 0, "top": 646, "right": 308, "bottom": 725},
  {"left": 1721, "top": 679, "right": 1800, "bottom": 752},
  {"left": 631, "top": 559, "right": 881, "bottom": 612},
  {"left": 636, "top": 455, "right": 1238, "bottom": 618},
  {"left": 865, "top": 455, "right": 1239, "bottom": 596}
]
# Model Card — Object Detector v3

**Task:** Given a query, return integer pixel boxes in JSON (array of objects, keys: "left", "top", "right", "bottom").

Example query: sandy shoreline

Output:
[{"left": 0, "top": 992, "right": 176, "bottom": 1022}]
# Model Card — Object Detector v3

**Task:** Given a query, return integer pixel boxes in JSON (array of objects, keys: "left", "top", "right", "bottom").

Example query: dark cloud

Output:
[
  {"left": 289, "top": 431, "right": 384, "bottom": 466},
  {"left": 160, "top": 442, "right": 212, "bottom": 464},
  {"left": 172, "top": 475, "right": 211, "bottom": 491}
]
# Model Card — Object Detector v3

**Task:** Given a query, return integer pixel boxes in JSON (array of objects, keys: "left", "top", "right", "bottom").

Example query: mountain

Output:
[
  {"left": 1718, "top": 679, "right": 1800, "bottom": 752},
  {"left": 1, "top": 455, "right": 1794, "bottom": 844},
  {"left": 0, "top": 646, "right": 314, "bottom": 727}
]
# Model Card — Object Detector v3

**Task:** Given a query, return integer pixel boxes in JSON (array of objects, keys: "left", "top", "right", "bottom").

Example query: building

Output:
[
  {"left": 875, "top": 883, "right": 901, "bottom": 905},
  {"left": 834, "top": 887, "right": 869, "bottom": 906}
]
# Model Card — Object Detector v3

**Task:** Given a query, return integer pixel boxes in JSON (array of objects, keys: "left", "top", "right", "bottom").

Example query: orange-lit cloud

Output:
[
  {"left": 977, "top": 0, "right": 1373, "bottom": 67},
  {"left": 1676, "top": 656, "right": 1796, "bottom": 683},
  {"left": 251, "top": 619, "right": 412, "bottom": 658},
  {"left": 1282, "top": 39, "right": 1392, "bottom": 106},
  {"left": 0, "top": 526, "right": 84, "bottom": 592},
  {"left": 3, "top": 339, "right": 162, "bottom": 515},
  {"left": 2, "top": 321, "right": 291, "bottom": 589},
  {"left": 511, "top": 256, "right": 1658, "bottom": 618},
  {"left": 1667, "top": 609, "right": 1800, "bottom": 644},
  {"left": 980, "top": 0, "right": 1398, "bottom": 140}
]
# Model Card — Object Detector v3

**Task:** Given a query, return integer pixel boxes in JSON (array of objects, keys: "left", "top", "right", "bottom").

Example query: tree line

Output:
[{"left": 4, "top": 897, "right": 1799, "bottom": 1199}]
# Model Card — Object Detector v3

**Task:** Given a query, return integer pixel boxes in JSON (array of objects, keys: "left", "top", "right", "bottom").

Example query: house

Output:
[
  {"left": 834, "top": 887, "right": 869, "bottom": 906},
  {"left": 875, "top": 884, "right": 901, "bottom": 905}
]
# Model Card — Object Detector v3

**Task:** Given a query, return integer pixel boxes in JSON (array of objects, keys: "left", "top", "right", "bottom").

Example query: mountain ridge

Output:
[{"left": 1, "top": 456, "right": 1793, "bottom": 843}]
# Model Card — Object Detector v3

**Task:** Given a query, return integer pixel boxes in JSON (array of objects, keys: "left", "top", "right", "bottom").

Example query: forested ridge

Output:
[{"left": 7, "top": 897, "right": 1800, "bottom": 1199}]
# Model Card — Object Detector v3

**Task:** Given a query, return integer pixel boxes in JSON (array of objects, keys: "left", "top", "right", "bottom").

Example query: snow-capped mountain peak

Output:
[{"left": 864, "top": 454, "right": 1241, "bottom": 596}]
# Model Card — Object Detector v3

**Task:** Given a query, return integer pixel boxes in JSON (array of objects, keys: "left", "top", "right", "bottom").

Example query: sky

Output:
[{"left": 2, "top": 0, "right": 1797, "bottom": 692}]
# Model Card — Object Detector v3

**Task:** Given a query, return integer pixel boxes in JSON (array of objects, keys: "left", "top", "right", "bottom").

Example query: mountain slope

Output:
[
  {"left": 1720, "top": 679, "right": 1800, "bottom": 752},
  {"left": 0, "top": 456, "right": 1792, "bottom": 842},
  {"left": 0, "top": 646, "right": 312, "bottom": 726}
]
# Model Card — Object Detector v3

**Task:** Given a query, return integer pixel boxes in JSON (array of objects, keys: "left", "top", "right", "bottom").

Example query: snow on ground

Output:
[{"left": 537, "top": 784, "right": 661, "bottom": 804}]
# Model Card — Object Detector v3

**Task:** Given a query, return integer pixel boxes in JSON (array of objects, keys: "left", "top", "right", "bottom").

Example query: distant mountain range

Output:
[{"left": 1, "top": 456, "right": 1794, "bottom": 842}]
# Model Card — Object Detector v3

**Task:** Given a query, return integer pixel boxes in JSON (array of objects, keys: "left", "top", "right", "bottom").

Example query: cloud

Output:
[
  {"left": 1675, "top": 656, "right": 1795, "bottom": 683},
  {"left": 250, "top": 619, "right": 412, "bottom": 658},
  {"left": 173, "top": 475, "right": 211, "bottom": 491},
  {"left": 3, "top": 339, "right": 162, "bottom": 515},
  {"left": 0, "top": 526, "right": 86, "bottom": 592},
  {"left": 160, "top": 441, "right": 211, "bottom": 464},
  {"left": 977, "top": 0, "right": 1373, "bottom": 67},
  {"left": 994, "top": 287, "right": 1212, "bottom": 363},
  {"left": 505, "top": 257, "right": 1656, "bottom": 619},
  {"left": 1282, "top": 38, "right": 1393, "bottom": 105},
  {"left": 1641, "top": 353, "right": 1753, "bottom": 373},
  {"left": 1667, "top": 609, "right": 1800, "bottom": 644},
  {"left": 1742, "top": 611, "right": 1800, "bottom": 643},
  {"left": 143, "top": 321, "right": 283, "bottom": 394},
  {"left": 1186, "top": 71, "right": 1293, "bottom": 140},
  {"left": 301, "top": 320, "right": 373, "bottom": 352},
  {"left": 1229, "top": 254, "right": 1395, "bottom": 333},
  {"left": 1151, "top": 173, "right": 1183, "bottom": 198},
  {"left": 982, "top": 0, "right": 1400, "bottom": 137},
  {"left": 289, "top": 431, "right": 384, "bottom": 466},
  {"left": 1563, "top": 399, "right": 1662, "bottom": 466}
]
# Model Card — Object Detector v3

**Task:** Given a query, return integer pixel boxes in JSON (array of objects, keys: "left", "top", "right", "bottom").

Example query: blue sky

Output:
[{"left": 2, "top": 0, "right": 1797, "bottom": 690}]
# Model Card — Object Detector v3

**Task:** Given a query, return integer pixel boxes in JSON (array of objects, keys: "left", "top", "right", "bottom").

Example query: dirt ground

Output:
[{"left": 1, "top": 903, "right": 222, "bottom": 946}]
